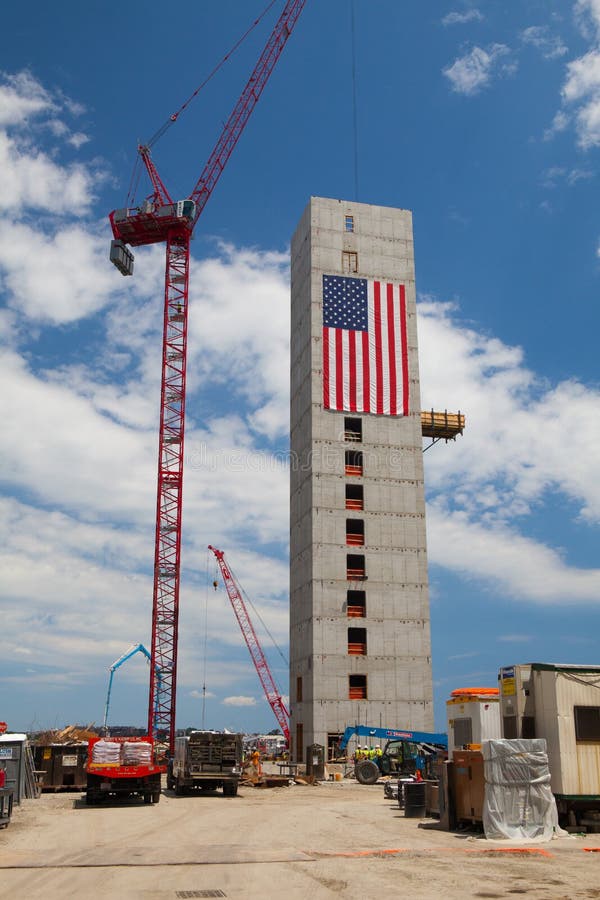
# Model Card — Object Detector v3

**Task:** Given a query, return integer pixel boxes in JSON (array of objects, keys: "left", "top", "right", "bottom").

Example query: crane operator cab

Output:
[{"left": 109, "top": 199, "right": 197, "bottom": 276}]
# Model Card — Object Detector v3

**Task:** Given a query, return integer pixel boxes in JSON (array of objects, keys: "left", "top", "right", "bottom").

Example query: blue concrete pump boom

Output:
[
  {"left": 103, "top": 643, "right": 161, "bottom": 734},
  {"left": 339, "top": 725, "right": 448, "bottom": 752}
]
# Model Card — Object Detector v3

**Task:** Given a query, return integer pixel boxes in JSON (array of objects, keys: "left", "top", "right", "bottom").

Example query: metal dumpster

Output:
[{"left": 33, "top": 743, "right": 88, "bottom": 791}]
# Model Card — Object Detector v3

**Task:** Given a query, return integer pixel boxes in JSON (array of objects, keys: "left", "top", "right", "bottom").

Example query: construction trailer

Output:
[
  {"left": 499, "top": 663, "right": 600, "bottom": 826},
  {"left": 446, "top": 687, "right": 501, "bottom": 753}
]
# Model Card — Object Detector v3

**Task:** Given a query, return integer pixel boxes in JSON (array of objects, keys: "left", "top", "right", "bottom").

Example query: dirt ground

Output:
[{"left": 1, "top": 779, "right": 599, "bottom": 900}]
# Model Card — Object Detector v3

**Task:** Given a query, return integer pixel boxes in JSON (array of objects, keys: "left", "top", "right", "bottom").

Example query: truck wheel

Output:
[
  {"left": 355, "top": 760, "right": 380, "bottom": 785},
  {"left": 167, "top": 775, "right": 174, "bottom": 790},
  {"left": 86, "top": 791, "right": 95, "bottom": 805},
  {"left": 223, "top": 782, "right": 238, "bottom": 797},
  {"left": 144, "top": 793, "right": 152, "bottom": 804},
  {"left": 175, "top": 782, "right": 185, "bottom": 796},
  {"left": 152, "top": 791, "right": 161, "bottom": 804}
]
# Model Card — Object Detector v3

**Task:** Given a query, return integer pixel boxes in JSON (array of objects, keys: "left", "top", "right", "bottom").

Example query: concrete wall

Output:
[{"left": 290, "top": 197, "right": 433, "bottom": 761}]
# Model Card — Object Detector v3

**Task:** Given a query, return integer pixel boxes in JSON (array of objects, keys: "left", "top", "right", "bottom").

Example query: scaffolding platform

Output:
[{"left": 421, "top": 410, "right": 465, "bottom": 441}]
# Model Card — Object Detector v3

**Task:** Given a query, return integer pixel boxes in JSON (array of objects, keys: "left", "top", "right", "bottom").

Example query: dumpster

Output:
[{"left": 33, "top": 743, "right": 88, "bottom": 791}]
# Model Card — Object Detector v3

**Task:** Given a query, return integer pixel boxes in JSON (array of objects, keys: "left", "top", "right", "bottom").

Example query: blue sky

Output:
[{"left": 0, "top": 0, "right": 599, "bottom": 735}]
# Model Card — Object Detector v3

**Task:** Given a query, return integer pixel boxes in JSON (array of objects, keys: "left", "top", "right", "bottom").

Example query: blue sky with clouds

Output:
[{"left": 0, "top": 0, "right": 599, "bottom": 735}]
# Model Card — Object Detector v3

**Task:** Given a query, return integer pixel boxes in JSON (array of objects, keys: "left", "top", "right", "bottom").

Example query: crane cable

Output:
[
  {"left": 224, "top": 557, "right": 289, "bottom": 669},
  {"left": 351, "top": 0, "right": 359, "bottom": 202},
  {"left": 145, "top": 0, "right": 279, "bottom": 151},
  {"left": 126, "top": 0, "right": 279, "bottom": 208},
  {"left": 201, "top": 547, "right": 212, "bottom": 729}
]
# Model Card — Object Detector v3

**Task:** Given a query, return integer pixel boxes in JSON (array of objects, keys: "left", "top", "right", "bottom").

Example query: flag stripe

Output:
[
  {"left": 323, "top": 327, "right": 330, "bottom": 409},
  {"left": 335, "top": 328, "right": 343, "bottom": 412},
  {"left": 348, "top": 329, "right": 357, "bottom": 411},
  {"left": 400, "top": 284, "right": 409, "bottom": 415},
  {"left": 362, "top": 329, "right": 370, "bottom": 413},
  {"left": 387, "top": 282, "right": 397, "bottom": 416},
  {"left": 373, "top": 281, "right": 383, "bottom": 414}
]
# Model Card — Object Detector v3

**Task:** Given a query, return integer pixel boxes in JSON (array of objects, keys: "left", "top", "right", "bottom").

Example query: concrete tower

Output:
[{"left": 289, "top": 196, "right": 433, "bottom": 762}]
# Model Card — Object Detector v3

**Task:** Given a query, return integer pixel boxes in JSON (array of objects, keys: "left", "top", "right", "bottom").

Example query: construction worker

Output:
[
  {"left": 374, "top": 746, "right": 383, "bottom": 760},
  {"left": 251, "top": 748, "right": 262, "bottom": 777}
]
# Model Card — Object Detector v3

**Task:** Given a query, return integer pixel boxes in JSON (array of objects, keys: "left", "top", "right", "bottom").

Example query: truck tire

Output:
[
  {"left": 152, "top": 791, "right": 161, "bottom": 804},
  {"left": 355, "top": 760, "right": 380, "bottom": 785},
  {"left": 143, "top": 793, "right": 152, "bottom": 804},
  {"left": 175, "top": 781, "right": 185, "bottom": 796},
  {"left": 223, "top": 781, "right": 238, "bottom": 797}
]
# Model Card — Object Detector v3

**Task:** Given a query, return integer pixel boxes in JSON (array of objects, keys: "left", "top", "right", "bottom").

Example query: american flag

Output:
[{"left": 322, "top": 274, "right": 409, "bottom": 415}]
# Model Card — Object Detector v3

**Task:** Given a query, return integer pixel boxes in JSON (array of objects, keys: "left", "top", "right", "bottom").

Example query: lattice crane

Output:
[
  {"left": 209, "top": 546, "right": 290, "bottom": 745},
  {"left": 108, "top": 1, "right": 306, "bottom": 753}
]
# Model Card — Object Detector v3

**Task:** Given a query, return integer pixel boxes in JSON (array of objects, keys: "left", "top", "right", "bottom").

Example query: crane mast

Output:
[
  {"left": 209, "top": 546, "right": 290, "bottom": 745},
  {"left": 108, "top": 0, "right": 306, "bottom": 754}
]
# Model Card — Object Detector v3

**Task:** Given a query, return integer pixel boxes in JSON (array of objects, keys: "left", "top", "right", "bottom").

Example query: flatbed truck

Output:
[{"left": 85, "top": 736, "right": 165, "bottom": 804}]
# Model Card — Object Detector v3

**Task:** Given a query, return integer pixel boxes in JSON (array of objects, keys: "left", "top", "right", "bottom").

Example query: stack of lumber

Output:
[{"left": 420, "top": 410, "right": 465, "bottom": 440}]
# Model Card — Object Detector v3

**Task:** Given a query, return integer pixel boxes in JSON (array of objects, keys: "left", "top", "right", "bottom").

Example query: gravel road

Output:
[{"left": 1, "top": 780, "right": 599, "bottom": 899}]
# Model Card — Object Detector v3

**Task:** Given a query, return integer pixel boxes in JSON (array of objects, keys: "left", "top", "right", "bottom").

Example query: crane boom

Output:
[
  {"left": 189, "top": 0, "right": 307, "bottom": 227},
  {"left": 107, "top": 1, "right": 307, "bottom": 754},
  {"left": 209, "top": 546, "right": 290, "bottom": 744}
]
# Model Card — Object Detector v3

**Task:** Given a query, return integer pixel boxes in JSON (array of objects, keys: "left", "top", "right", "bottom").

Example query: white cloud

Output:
[
  {"left": 540, "top": 165, "right": 593, "bottom": 187},
  {"left": 419, "top": 301, "right": 600, "bottom": 525},
  {"left": 548, "top": 5, "right": 600, "bottom": 148},
  {"left": 222, "top": 695, "right": 257, "bottom": 707},
  {"left": 575, "top": 0, "right": 600, "bottom": 39},
  {"left": 0, "top": 71, "right": 57, "bottom": 126},
  {"left": 0, "top": 221, "right": 124, "bottom": 323},
  {"left": 0, "top": 71, "right": 92, "bottom": 165},
  {"left": 0, "top": 132, "right": 97, "bottom": 217},
  {"left": 562, "top": 49, "right": 600, "bottom": 148},
  {"left": 443, "top": 44, "right": 516, "bottom": 96},
  {"left": 441, "top": 9, "right": 483, "bottom": 26},
  {"left": 427, "top": 503, "right": 600, "bottom": 602},
  {"left": 520, "top": 25, "right": 568, "bottom": 60}
]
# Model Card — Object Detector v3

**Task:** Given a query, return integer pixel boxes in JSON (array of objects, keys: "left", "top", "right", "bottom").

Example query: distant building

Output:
[{"left": 289, "top": 197, "right": 433, "bottom": 762}]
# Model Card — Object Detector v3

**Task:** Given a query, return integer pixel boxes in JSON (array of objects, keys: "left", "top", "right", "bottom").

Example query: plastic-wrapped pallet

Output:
[
  {"left": 122, "top": 741, "right": 152, "bottom": 766},
  {"left": 91, "top": 741, "right": 122, "bottom": 764},
  {"left": 482, "top": 739, "right": 566, "bottom": 841}
]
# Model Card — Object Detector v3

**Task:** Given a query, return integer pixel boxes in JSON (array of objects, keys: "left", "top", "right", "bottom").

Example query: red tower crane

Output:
[
  {"left": 209, "top": 546, "right": 290, "bottom": 745},
  {"left": 108, "top": 1, "right": 306, "bottom": 753}
]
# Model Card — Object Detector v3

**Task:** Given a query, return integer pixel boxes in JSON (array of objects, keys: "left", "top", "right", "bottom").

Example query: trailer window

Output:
[{"left": 575, "top": 706, "right": 600, "bottom": 741}]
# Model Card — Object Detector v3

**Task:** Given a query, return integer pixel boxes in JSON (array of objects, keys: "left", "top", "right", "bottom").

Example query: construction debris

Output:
[{"left": 32, "top": 725, "right": 98, "bottom": 745}]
